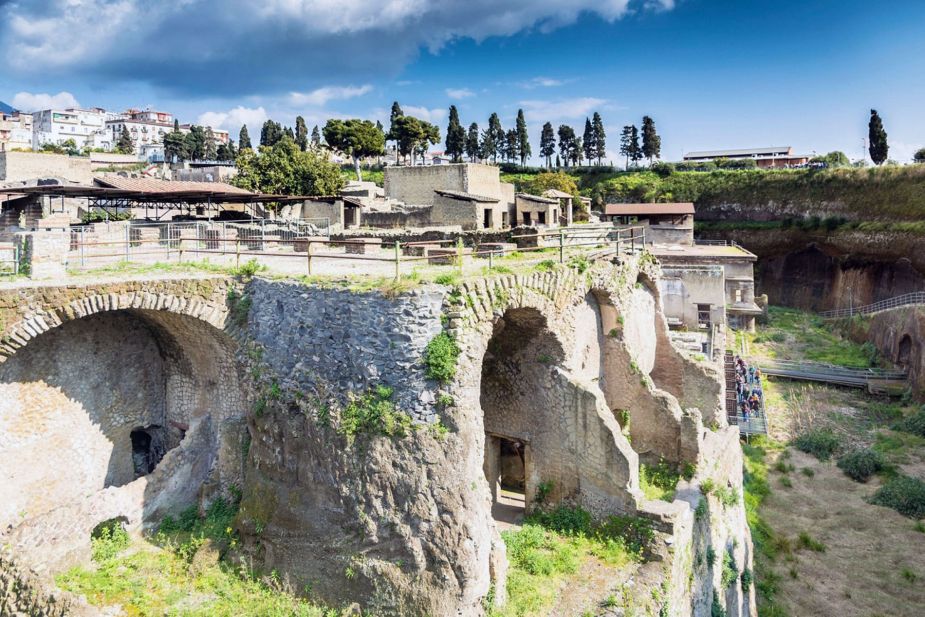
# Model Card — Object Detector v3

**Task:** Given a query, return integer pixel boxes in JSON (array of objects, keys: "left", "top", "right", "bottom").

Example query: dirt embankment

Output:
[{"left": 697, "top": 227, "right": 925, "bottom": 311}]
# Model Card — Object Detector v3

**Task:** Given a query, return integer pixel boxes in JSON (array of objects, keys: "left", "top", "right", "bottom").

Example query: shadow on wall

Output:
[{"left": 0, "top": 308, "right": 247, "bottom": 572}]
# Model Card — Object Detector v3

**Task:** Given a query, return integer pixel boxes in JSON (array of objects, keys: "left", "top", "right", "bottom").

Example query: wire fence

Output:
[
  {"left": 819, "top": 291, "right": 925, "bottom": 319},
  {"left": 0, "top": 243, "right": 20, "bottom": 277},
  {"left": 64, "top": 222, "right": 648, "bottom": 278}
]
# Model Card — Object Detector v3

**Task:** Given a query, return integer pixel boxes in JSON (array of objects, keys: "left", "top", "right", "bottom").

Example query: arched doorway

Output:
[{"left": 897, "top": 334, "right": 913, "bottom": 369}]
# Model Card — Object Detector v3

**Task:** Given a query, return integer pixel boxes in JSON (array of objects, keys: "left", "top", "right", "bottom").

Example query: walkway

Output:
[
  {"left": 724, "top": 351, "right": 768, "bottom": 435},
  {"left": 820, "top": 291, "right": 925, "bottom": 319},
  {"left": 759, "top": 360, "right": 907, "bottom": 394}
]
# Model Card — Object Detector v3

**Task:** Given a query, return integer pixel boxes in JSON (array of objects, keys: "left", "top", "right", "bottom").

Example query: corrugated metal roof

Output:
[
  {"left": 604, "top": 203, "right": 695, "bottom": 216},
  {"left": 95, "top": 176, "right": 252, "bottom": 194},
  {"left": 434, "top": 189, "right": 499, "bottom": 202}
]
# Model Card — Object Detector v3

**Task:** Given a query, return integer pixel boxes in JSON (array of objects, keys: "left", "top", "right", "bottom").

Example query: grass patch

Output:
[
  {"left": 639, "top": 459, "right": 680, "bottom": 502},
  {"left": 796, "top": 531, "right": 826, "bottom": 552},
  {"left": 491, "top": 507, "right": 652, "bottom": 616},
  {"left": 893, "top": 408, "right": 925, "bottom": 437},
  {"left": 58, "top": 497, "right": 335, "bottom": 616},
  {"left": 793, "top": 429, "right": 841, "bottom": 461},
  {"left": 869, "top": 475, "right": 925, "bottom": 519},
  {"left": 836, "top": 448, "right": 885, "bottom": 482}
]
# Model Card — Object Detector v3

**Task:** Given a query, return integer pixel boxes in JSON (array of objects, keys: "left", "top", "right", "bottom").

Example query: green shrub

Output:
[
  {"left": 232, "top": 258, "right": 265, "bottom": 277},
  {"left": 894, "top": 409, "right": 925, "bottom": 437},
  {"left": 423, "top": 332, "right": 460, "bottom": 383},
  {"left": 869, "top": 475, "right": 925, "bottom": 519},
  {"left": 434, "top": 273, "right": 459, "bottom": 286},
  {"left": 534, "top": 259, "right": 557, "bottom": 272},
  {"left": 837, "top": 448, "right": 884, "bottom": 482},
  {"left": 695, "top": 498, "right": 708, "bottom": 522},
  {"left": 740, "top": 567, "right": 753, "bottom": 591},
  {"left": 90, "top": 519, "right": 130, "bottom": 562},
  {"left": 721, "top": 551, "right": 738, "bottom": 588},
  {"left": 339, "top": 385, "right": 412, "bottom": 442},
  {"left": 711, "top": 593, "right": 726, "bottom": 617},
  {"left": 640, "top": 459, "right": 681, "bottom": 502},
  {"left": 706, "top": 546, "right": 716, "bottom": 568},
  {"left": 793, "top": 429, "right": 841, "bottom": 460}
]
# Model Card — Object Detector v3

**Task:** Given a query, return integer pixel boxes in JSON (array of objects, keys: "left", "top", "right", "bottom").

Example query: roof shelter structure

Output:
[{"left": 1, "top": 178, "right": 336, "bottom": 221}]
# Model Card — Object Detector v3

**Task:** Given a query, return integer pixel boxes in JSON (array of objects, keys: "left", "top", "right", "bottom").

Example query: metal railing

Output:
[
  {"left": 63, "top": 222, "right": 649, "bottom": 278},
  {"left": 760, "top": 359, "right": 907, "bottom": 388},
  {"left": 819, "top": 291, "right": 925, "bottom": 319}
]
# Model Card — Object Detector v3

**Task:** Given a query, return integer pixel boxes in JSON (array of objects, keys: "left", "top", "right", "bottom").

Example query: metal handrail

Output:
[{"left": 820, "top": 291, "right": 925, "bottom": 319}]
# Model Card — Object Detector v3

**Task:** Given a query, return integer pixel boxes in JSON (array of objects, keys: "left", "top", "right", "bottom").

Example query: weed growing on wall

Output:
[
  {"left": 226, "top": 288, "right": 252, "bottom": 327},
  {"left": 721, "top": 551, "right": 738, "bottom": 588},
  {"left": 423, "top": 332, "right": 459, "bottom": 383},
  {"left": 640, "top": 459, "right": 681, "bottom": 502},
  {"left": 339, "top": 384, "right": 413, "bottom": 443}
]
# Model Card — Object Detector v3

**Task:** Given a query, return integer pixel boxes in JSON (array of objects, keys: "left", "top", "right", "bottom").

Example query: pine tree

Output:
[
  {"left": 515, "top": 109, "right": 531, "bottom": 168},
  {"left": 540, "top": 122, "right": 556, "bottom": 168},
  {"left": 630, "top": 125, "right": 642, "bottom": 167},
  {"left": 466, "top": 123, "right": 480, "bottom": 163},
  {"left": 238, "top": 124, "right": 252, "bottom": 150},
  {"left": 283, "top": 126, "right": 295, "bottom": 140},
  {"left": 445, "top": 105, "right": 466, "bottom": 162},
  {"left": 591, "top": 112, "right": 606, "bottom": 165},
  {"left": 641, "top": 115, "right": 661, "bottom": 164},
  {"left": 619, "top": 125, "right": 634, "bottom": 170},
  {"left": 504, "top": 129, "right": 519, "bottom": 163},
  {"left": 116, "top": 125, "right": 134, "bottom": 154},
  {"left": 487, "top": 113, "right": 503, "bottom": 163},
  {"left": 582, "top": 117, "right": 595, "bottom": 166},
  {"left": 868, "top": 109, "right": 888, "bottom": 165},
  {"left": 557, "top": 125, "right": 576, "bottom": 168},
  {"left": 295, "top": 116, "right": 308, "bottom": 151},
  {"left": 173, "top": 119, "right": 180, "bottom": 132},
  {"left": 555, "top": 154, "right": 561, "bottom": 168},
  {"left": 260, "top": 120, "right": 283, "bottom": 147},
  {"left": 311, "top": 125, "right": 321, "bottom": 148}
]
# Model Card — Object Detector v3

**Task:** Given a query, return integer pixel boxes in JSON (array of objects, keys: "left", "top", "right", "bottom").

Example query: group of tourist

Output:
[{"left": 734, "top": 356, "right": 763, "bottom": 419}]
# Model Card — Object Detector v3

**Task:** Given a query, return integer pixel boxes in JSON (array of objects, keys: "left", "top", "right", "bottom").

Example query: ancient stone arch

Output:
[
  {"left": 897, "top": 333, "right": 914, "bottom": 368},
  {"left": 0, "top": 283, "right": 248, "bottom": 573}
]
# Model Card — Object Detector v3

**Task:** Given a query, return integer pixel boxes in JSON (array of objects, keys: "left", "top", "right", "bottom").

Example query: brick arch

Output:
[{"left": 0, "top": 289, "right": 232, "bottom": 362}]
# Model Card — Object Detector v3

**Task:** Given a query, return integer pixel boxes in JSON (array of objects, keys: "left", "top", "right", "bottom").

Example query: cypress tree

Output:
[
  {"left": 540, "top": 122, "right": 556, "bottom": 168},
  {"left": 641, "top": 115, "right": 661, "bottom": 164},
  {"left": 238, "top": 124, "right": 252, "bottom": 150},
  {"left": 388, "top": 101, "right": 404, "bottom": 162},
  {"left": 582, "top": 117, "right": 595, "bottom": 166},
  {"left": 592, "top": 112, "right": 606, "bottom": 165},
  {"left": 515, "top": 109, "right": 531, "bottom": 168},
  {"left": 311, "top": 125, "right": 321, "bottom": 148},
  {"left": 868, "top": 109, "right": 888, "bottom": 165},
  {"left": 445, "top": 105, "right": 466, "bottom": 162},
  {"left": 116, "top": 125, "right": 134, "bottom": 154},
  {"left": 487, "top": 113, "right": 503, "bottom": 163},
  {"left": 295, "top": 116, "right": 308, "bottom": 151},
  {"left": 466, "top": 122, "right": 480, "bottom": 163}
]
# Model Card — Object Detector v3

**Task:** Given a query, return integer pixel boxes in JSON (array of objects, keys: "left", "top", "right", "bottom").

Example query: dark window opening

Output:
[
  {"left": 523, "top": 212, "right": 532, "bottom": 225},
  {"left": 697, "top": 304, "right": 711, "bottom": 328},
  {"left": 131, "top": 425, "right": 168, "bottom": 478},
  {"left": 538, "top": 211, "right": 546, "bottom": 225},
  {"left": 483, "top": 208, "right": 493, "bottom": 229}
]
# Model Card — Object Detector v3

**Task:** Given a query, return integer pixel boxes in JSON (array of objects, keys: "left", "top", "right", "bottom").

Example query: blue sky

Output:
[{"left": 2, "top": 0, "right": 924, "bottom": 163}]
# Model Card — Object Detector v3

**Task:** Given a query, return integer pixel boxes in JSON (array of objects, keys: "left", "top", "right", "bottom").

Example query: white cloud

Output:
[
  {"left": 288, "top": 85, "right": 373, "bottom": 107},
  {"left": 521, "top": 76, "right": 568, "bottom": 89},
  {"left": 197, "top": 106, "right": 268, "bottom": 133},
  {"left": 402, "top": 105, "right": 446, "bottom": 123},
  {"left": 446, "top": 88, "right": 475, "bottom": 99},
  {"left": 11, "top": 91, "right": 79, "bottom": 111},
  {"left": 0, "top": 1, "right": 670, "bottom": 95},
  {"left": 519, "top": 97, "right": 608, "bottom": 122}
]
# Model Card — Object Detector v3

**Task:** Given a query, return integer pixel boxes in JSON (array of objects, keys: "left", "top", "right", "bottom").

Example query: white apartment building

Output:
[
  {"left": 106, "top": 109, "right": 175, "bottom": 153},
  {"left": 31, "top": 108, "right": 112, "bottom": 150},
  {"left": 0, "top": 111, "right": 33, "bottom": 151}
]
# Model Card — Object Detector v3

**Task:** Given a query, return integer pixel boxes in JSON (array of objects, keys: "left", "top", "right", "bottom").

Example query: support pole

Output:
[
  {"left": 456, "top": 237, "right": 464, "bottom": 276},
  {"left": 559, "top": 228, "right": 565, "bottom": 263},
  {"left": 307, "top": 240, "right": 313, "bottom": 276},
  {"left": 394, "top": 241, "right": 401, "bottom": 280}
]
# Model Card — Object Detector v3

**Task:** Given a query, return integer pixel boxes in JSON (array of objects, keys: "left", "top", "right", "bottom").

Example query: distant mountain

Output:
[{"left": 0, "top": 101, "right": 16, "bottom": 114}]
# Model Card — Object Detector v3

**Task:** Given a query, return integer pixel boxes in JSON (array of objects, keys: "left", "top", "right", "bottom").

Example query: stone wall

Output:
[
  {"left": 384, "top": 163, "right": 504, "bottom": 206},
  {"left": 849, "top": 307, "right": 925, "bottom": 399},
  {"left": 0, "top": 151, "right": 93, "bottom": 184}
]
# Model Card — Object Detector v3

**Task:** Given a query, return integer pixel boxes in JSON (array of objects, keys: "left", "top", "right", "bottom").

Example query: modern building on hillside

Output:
[
  {"left": 0, "top": 110, "right": 33, "bottom": 151},
  {"left": 682, "top": 146, "right": 811, "bottom": 169},
  {"left": 31, "top": 108, "right": 111, "bottom": 150},
  {"left": 106, "top": 109, "right": 175, "bottom": 153}
]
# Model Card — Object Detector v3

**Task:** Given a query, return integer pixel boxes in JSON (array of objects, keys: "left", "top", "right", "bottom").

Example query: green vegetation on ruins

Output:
[
  {"left": 490, "top": 506, "right": 655, "bottom": 616},
  {"left": 57, "top": 496, "right": 337, "bottom": 616},
  {"left": 739, "top": 306, "right": 925, "bottom": 616}
]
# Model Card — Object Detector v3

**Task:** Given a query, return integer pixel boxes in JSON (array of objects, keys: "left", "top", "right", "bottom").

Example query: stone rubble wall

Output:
[{"left": 0, "top": 151, "right": 93, "bottom": 184}]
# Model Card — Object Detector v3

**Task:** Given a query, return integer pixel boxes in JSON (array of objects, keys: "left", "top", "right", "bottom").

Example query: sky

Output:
[{"left": 1, "top": 0, "right": 924, "bottom": 164}]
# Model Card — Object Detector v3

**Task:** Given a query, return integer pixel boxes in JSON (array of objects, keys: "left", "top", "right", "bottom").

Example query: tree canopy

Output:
[
  {"left": 260, "top": 120, "right": 284, "bottom": 147},
  {"left": 322, "top": 119, "right": 385, "bottom": 181},
  {"left": 620, "top": 124, "right": 642, "bottom": 169},
  {"left": 641, "top": 116, "right": 660, "bottom": 164},
  {"left": 516, "top": 109, "right": 531, "bottom": 168},
  {"left": 466, "top": 122, "right": 480, "bottom": 163},
  {"left": 295, "top": 116, "right": 308, "bottom": 151},
  {"left": 390, "top": 114, "right": 439, "bottom": 165},
  {"left": 233, "top": 136, "right": 344, "bottom": 197},
  {"left": 914, "top": 148, "right": 925, "bottom": 164},
  {"left": 238, "top": 124, "right": 252, "bottom": 150},
  {"left": 540, "top": 122, "right": 556, "bottom": 168}
]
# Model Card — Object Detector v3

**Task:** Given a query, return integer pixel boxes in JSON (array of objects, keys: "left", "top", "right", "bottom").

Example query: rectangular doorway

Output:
[{"left": 484, "top": 434, "right": 527, "bottom": 528}]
